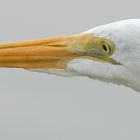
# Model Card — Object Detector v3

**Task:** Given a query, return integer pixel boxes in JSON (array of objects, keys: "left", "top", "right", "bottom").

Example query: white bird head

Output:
[
  {"left": 0, "top": 19, "right": 140, "bottom": 92},
  {"left": 72, "top": 19, "right": 140, "bottom": 92}
]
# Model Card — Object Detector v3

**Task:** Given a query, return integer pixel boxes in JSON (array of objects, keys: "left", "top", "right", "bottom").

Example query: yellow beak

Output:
[
  {"left": 0, "top": 35, "right": 80, "bottom": 69},
  {"left": 0, "top": 34, "right": 116, "bottom": 69}
]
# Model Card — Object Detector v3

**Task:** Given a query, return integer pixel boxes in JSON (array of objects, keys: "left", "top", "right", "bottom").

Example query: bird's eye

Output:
[
  {"left": 102, "top": 43, "right": 111, "bottom": 54},
  {"left": 101, "top": 40, "right": 114, "bottom": 55}
]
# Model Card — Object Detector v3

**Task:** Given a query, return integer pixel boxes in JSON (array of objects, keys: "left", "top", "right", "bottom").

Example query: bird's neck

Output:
[{"left": 107, "top": 66, "right": 140, "bottom": 92}]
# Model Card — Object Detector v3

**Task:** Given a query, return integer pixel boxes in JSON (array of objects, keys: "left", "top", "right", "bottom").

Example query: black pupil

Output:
[{"left": 103, "top": 44, "right": 107, "bottom": 51}]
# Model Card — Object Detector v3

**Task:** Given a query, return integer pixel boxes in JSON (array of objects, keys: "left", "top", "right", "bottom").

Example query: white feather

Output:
[
  {"left": 68, "top": 58, "right": 140, "bottom": 92},
  {"left": 29, "top": 19, "right": 140, "bottom": 92}
]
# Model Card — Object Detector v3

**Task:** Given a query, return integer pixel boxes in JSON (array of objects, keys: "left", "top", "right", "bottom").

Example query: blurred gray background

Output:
[{"left": 0, "top": 0, "right": 140, "bottom": 140}]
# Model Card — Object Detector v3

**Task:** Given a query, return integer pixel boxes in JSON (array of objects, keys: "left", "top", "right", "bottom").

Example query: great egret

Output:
[{"left": 0, "top": 19, "right": 140, "bottom": 92}]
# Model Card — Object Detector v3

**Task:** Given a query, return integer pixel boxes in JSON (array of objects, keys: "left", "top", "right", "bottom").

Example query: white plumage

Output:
[
  {"left": 31, "top": 19, "right": 140, "bottom": 92},
  {"left": 69, "top": 19, "right": 140, "bottom": 91},
  {"left": 0, "top": 19, "right": 139, "bottom": 92}
]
